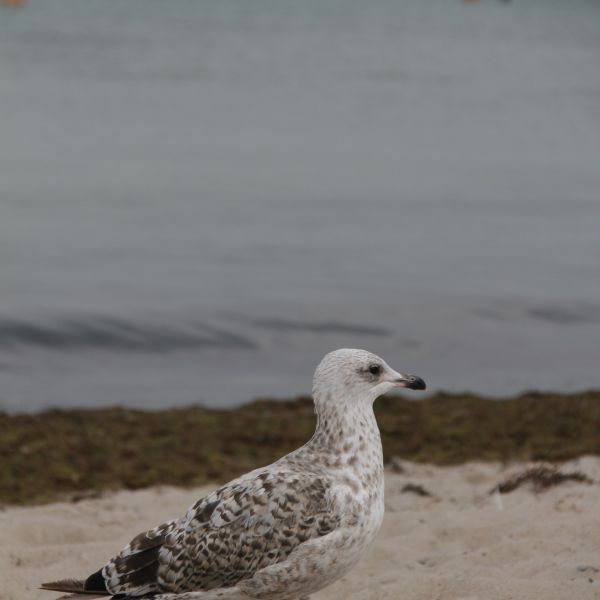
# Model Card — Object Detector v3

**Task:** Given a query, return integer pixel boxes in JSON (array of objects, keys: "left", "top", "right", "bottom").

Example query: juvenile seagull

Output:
[{"left": 42, "top": 348, "right": 426, "bottom": 600}]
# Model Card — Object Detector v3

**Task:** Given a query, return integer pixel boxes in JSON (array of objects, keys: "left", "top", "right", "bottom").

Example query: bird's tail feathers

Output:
[
  {"left": 55, "top": 594, "right": 108, "bottom": 600},
  {"left": 40, "top": 579, "right": 108, "bottom": 597},
  {"left": 41, "top": 579, "right": 85, "bottom": 592}
]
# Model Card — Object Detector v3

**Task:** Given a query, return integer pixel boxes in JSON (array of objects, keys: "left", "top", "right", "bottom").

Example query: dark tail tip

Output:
[
  {"left": 41, "top": 570, "right": 108, "bottom": 595},
  {"left": 84, "top": 569, "right": 108, "bottom": 593},
  {"left": 40, "top": 579, "right": 85, "bottom": 592}
]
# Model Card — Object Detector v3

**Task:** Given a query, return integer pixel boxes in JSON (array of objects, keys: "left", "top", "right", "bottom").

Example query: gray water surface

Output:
[{"left": 1, "top": 0, "right": 599, "bottom": 412}]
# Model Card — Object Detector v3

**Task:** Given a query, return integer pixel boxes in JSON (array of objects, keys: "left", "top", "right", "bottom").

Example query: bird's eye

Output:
[{"left": 368, "top": 364, "right": 382, "bottom": 376}]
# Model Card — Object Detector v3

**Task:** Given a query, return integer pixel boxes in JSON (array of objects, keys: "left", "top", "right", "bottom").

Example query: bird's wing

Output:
[{"left": 102, "top": 468, "right": 339, "bottom": 596}]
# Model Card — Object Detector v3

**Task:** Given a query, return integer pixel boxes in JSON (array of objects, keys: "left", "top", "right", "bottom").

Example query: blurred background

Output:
[{"left": 0, "top": 0, "right": 599, "bottom": 412}]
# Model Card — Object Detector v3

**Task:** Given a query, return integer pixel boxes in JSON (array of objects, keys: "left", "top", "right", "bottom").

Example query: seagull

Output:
[{"left": 42, "top": 348, "right": 426, "bottom": 600}]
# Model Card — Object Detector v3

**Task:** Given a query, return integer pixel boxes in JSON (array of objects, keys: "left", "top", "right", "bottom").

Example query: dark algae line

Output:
[{"left": 1, "top": 391, "right": 599, "bottom": 505}]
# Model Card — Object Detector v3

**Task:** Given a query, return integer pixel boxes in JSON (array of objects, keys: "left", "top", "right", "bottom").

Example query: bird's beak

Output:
[{"left": 388, "top": 371, "right": 427, "bottom": 391}]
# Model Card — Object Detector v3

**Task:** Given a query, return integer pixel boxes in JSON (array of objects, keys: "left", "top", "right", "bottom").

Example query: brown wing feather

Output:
[
  {"left": 101, "top": 518, "right": 178, "bottom": 596},
  {"left": 101, "top": 469, "right": 337, "bottom": 596}
]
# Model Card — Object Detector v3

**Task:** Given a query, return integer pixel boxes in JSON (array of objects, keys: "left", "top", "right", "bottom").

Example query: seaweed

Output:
[
  {"left": 400, "top": 483, "right": 433, "bottom": 497},
  {"left": 491, "top": 465, "right": 593, "bottom": 495},
  {"left": 0, "top": 390, "right": 599, "bottom": 505}
]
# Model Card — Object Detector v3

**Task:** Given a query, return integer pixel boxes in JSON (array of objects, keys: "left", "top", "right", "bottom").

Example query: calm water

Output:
[{"left": 1, "top": 0, "right": 599, "bottom": 412}]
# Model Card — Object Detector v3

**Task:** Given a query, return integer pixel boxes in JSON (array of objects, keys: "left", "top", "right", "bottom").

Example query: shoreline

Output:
[{"left": 1, "top": 391, "right": 599, "bottom": 506}]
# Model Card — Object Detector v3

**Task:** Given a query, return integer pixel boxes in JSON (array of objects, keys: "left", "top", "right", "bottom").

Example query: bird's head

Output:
[{"left": 312, "top": 348, "right": 426, "bottom": 409}]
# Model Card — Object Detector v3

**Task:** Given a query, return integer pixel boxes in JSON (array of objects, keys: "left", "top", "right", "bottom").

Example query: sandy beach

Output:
[
  {"left": 2, "top": 457, "right": 599, "bottom": 600},
  {"left": 2, "top": 3, "right": 599, "bottom": 600}
]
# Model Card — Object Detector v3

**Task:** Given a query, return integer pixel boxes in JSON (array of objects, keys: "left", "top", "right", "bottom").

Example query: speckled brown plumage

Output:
[
  {"left": 103, "top": 470, "right": 339, "bottom": 596},
  {"left": 42, "top": 349, "right": 425, "bottom": 600}
]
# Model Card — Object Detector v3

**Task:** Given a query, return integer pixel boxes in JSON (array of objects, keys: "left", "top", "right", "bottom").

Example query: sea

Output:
[{"left": 1, "top": 0, "right": 599, "bottom": 412}]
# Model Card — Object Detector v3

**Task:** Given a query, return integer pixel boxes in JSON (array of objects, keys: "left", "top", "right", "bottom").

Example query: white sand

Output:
[{"left": 1, "top": 458, "right": 599, "bottom": 600}]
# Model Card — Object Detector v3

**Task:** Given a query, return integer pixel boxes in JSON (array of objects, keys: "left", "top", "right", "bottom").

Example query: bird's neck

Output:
[{"left": 308, "top": 395, "right": 383, "bottom": 465}]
